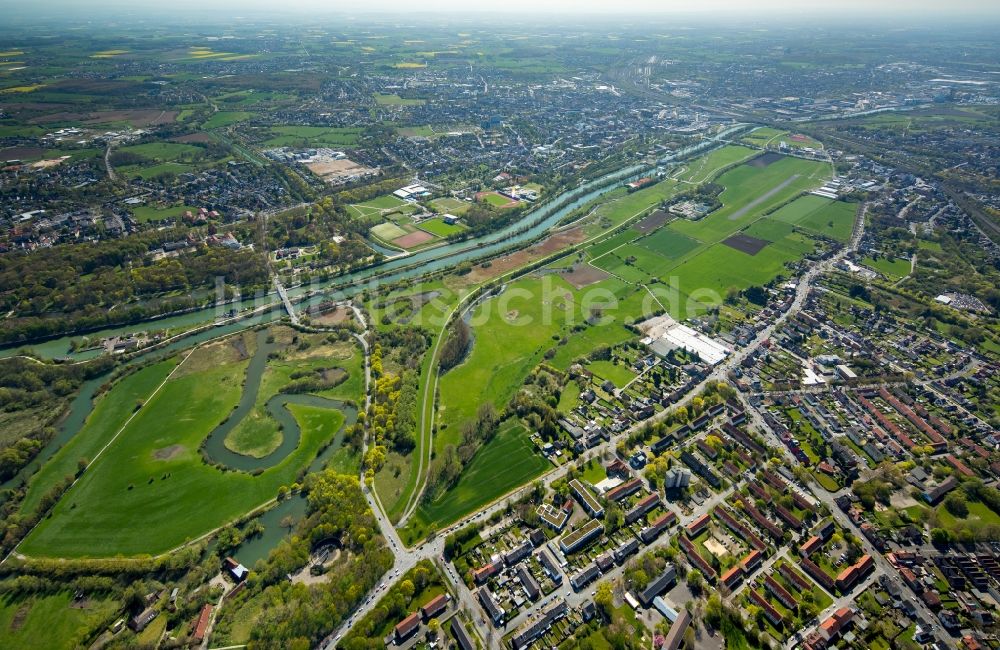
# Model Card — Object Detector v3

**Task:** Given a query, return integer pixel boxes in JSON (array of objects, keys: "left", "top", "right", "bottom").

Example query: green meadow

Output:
[
  {"left": 771, "top": 195, "right": 856, "bottom": 243},
  {"left": 21, "top": 332, "right": 361, "bottom": 558},
  {"left": 202, "top": 110, "right": 254, "bottom": 129},
  {"left": 262, "top": 125, "right": 364, "bottom": 148},
  {"left": 0, "top": 591, "right": 119, "bottom": 650},
  {"left": 406, "top": 421, "right": 548, "bottom": 538}
]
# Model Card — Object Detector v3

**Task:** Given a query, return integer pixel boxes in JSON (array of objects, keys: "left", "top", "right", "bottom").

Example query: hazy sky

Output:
[{"left": 12, "top": 0, "right": 1000, "bottom": 17}]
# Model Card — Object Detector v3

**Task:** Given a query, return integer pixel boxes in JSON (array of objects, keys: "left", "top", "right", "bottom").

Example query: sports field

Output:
[
  {"left": 371, "top": 222, "right": 408, "bottom": 242},
  {"left": 478, "top": 191, "right": 519, "bottom": 208},
  {"left": 430, "top": 197, "right": 470, "bottom": 214},
  {"left": 419, "top": 217, "right": 467, "bottom": 237},
  {"left": 393, "top": 230, "right": 436, "bottom": 249}
]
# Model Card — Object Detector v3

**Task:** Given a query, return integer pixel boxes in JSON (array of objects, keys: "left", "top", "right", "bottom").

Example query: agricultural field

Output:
[
  {"left": 669, "top": 155, "right": 830, "bottom": 243},
  {"left": 635, "top": 228, "right": 702, "bottom": 260},
  {"left": 587, "top": 156, "right": 831, "bottom": 317},
  {"left": 19, "top": 328, "right": 362, "bottom": 558}
]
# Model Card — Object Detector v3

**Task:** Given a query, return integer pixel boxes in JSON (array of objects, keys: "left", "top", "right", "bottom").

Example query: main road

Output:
[{"left": 320, "top": 197, "right": 869, "bottom": 649}]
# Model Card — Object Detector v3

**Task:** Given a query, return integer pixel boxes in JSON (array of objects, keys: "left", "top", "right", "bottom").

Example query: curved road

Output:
[{"left": 322, "top": 198, "right": 868, "bottom": 650}]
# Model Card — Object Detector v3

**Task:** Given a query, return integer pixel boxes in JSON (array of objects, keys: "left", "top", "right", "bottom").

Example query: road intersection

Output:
[{"left": 323, "top": 201, "right": 876, "bottom": 649}]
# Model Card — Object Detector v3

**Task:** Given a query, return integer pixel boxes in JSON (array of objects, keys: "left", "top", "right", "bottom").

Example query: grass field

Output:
[
  {"left": 482, "top": 192, "right": 515, "bottom": 207},
  {"left": 0, "top": 591, "right": 119, "bottom": 650},
  {"left": 223, "top": 345, "right": 351, "bottom": 458},
  {"left": 262, "top": 125, "right": 363, "bottom": 148},
  {"left": 130, "top": 204, "right": 199, "bottom": 222},
  {"left": 120, "top": 141, "right": 203, "bottom": 161},
  {"left": 670, "top": 155, "right": 830, "bottom": 243},
  {"left": 116, "top": 140, "right": 227, "bottom": 179},
  {"left": 430, "top": 197, "right": 470, "bottom": 215},
  {"left": 741, "top": 127, "right": 786, "bottom": 147},
  {"left": 394, "top": 141, "right": 836, "bottom": 541},
  {"left": 862, "top": 255, "right": 911, "bottom": 280},
  {"left": 771, "top": 195, "right": 856, "bottom": 243},
  {"left": 347, "top": 194, "right": 412, "bottom": 219},
  {"left": 587, "top": 156, "right": 831, "bottom": 318},
  {"left": 374, "top": 93, "right": 425, "bottom": 106},
  {"left": 371, "top": 222, "right": 409, "bottom": 242},
  {"left": 548, "top": 281, "right": 646, "bottom": 369},
  {"left": 589, "top": 178, "right": 681, "bottom": 227},
  {"left": 436, "top": 276, "right": 569, "bottom": 442},
  {"left": 674, "top": 145, "right": 757, "bottom": 184},
  {"left": 635, "top": 229, "right": 702, "bottom": 259},
  {"left": 935, "top": 500, "right": 1000, "bottom": 536},
  {"left": 20, "top": 360, "right": 178, "bottom": 515},
  {"left": 396, "top": 125, "right": 435, "bottom": 137},
  {"left": 587, "top": 359, "right": 636, "bottom": 388},
  {"left": 587, "top": 229, "right": 640, "bottom": 259},
  {"left": 406, "top": 421, "right": 548, "bottom": 537},
  {"left": 203, "top": 111, "right": 254, "bottom": 129},
  {"left": 21, "top": 333, "right": 361, "bottom": 558},
  {"left": 418, "top": 217, "right": 467, "bottom": 237}
]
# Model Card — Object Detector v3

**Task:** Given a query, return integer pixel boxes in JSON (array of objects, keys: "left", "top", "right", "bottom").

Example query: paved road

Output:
[{"left": 322, "top": 198, "right": 871, "bottom": 649}]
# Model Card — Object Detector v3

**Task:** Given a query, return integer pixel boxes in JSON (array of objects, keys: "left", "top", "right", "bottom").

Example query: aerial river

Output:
[
  {"left": 0, "top": 125, "right": 744, "bottom": 363},
  {"left": 0, "top": 127, "right": 746, "bottom": 560},
  {"left": 201, "top": 330, "right": 358, "bottom": 472}
]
